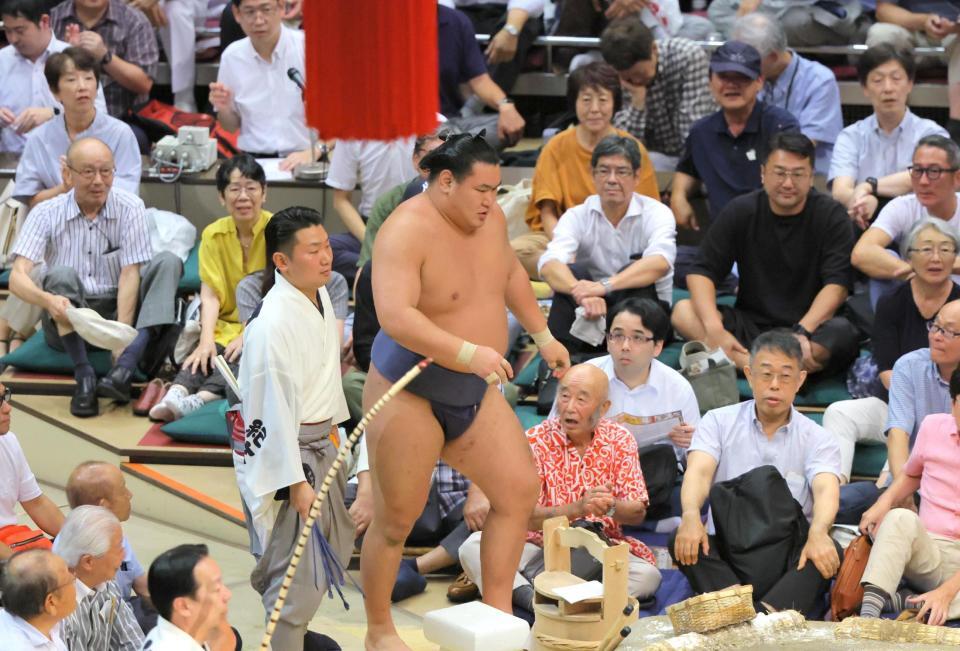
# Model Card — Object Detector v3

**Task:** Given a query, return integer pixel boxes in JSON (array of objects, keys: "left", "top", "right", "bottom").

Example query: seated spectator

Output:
[
  {"left": 51, "top": 505, "right": 144, "bottom": 649},
  {"left": 868, "top": 1, "right": 960, "bottom": 143},
  {"left": 671, "top": 331, "right": 843, "bottom": 618},
  {"left": 150, "top": 156, "right": 270, "bottom": 423},
  {"left": 9, "top": 137, "right": 182, "bottom": 417},
  {"left": 356, "top": 129, "right": 449, "bottom": 271},
  {"left": 50, "top": 0, "right": 158, "bottom": 148},
  {"left": 0, "top": 549, "right": 76, "bottom": 650},
  {"left": 731, "top": 12, "right": 843, "bottom": 177},
  {"left": 671, "top": 41, "right": 799, "bottom": 232},
  {"left": 211, "top": 0, "right": 318, "bottom": 170},
  {"left": 708, "top": 0, "right": 866, "bottom": 46},
  {"left": 13, "top": 46, "right": 140, "bottom": 207},
  {"left": 459, "top": 364, "right": 663, "bottom": 611},
  {"left": 553, "top": 0, "right": 715, "bottom": 58},
  {"left": 325, "top": 136, "right": 418, "bottom": 287},
  {"left": 436, "top": 4, "right": 525, "bottom": 149},
  {"left": 539, "top": 135, "right": 675, "bottom": 356},
  {"left": 143, "top": 544, "right": 235, "bottom": 651},
  {"left": 153, "top": 0, "right": 217, "bottom": 113},
  {"left": 823, "top": 299, "right": 960, "bottom": 522},
  {"left": 672, "top": 132, "right": 858, "bottom": 374},
  {"left": 858, "top": 377, "right": 960, "bottom": 624},
  {"left": 599, "top": 15, "right": 717, "bottom": 171},
  {"left": 448, "top": 0, "right": 542, "bottom": 97},
  {"left": 551, "top": 298, "right": 699, "bottom": 513},
  {"left": 517, "top": 62, "right": 659, "bottom": 278},
  {"left": 0, "top": 383, "right": 64, "bottom": 560},
  {"left": 852, "top": 135, "right": 960, "bottom": 307},
  {"left": 0, "top": 0, "right": 107, "bottom": 154},
  {"left": 830, "top": 45, "right": 947, "bottom": 227},
  {"left": 64, "top": 461, "right": 152, "bottom": 627}
]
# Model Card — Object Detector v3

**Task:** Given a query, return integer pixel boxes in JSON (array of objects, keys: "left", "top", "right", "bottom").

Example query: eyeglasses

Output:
[
  {"left": 593, "top": 166, "right": 634, "bottom": 179},
  {"left": 224, "top": 184, "right": 263, "bottom": 197},
  {"left": 238, "top": 2, "right": 278, "bottom": 20},
  {"left": 67, "top": 165, "right": 115, "bottom": 181},
  {"left": 908, "top": 245, "right": 958, "bottom": 258},
  {"left": 754, "top": 370, "right": 797, "bottom": 385},
  {"left": 0, "top": 388, "right": 11, "bottom": 407},
  {"left": 768, "top": 168, "right": 811, "bottom": 183},
  {"left": 928, "top": 321, "right": 960, "bottom": 340},
  {"left": 908, "top": 165, "right": 959, "bottom": 181},
  {"left": 607, "top": 332, "right": 656, "bottom": 346}
]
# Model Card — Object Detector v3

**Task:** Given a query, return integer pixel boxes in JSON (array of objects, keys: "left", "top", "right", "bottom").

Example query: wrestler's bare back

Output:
[{"left": 372, "top": 189, "right": 515, "bottom": 357}]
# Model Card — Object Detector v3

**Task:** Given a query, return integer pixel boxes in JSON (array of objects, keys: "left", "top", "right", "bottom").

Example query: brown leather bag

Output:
[{"left": 831, "top": 534, "right": 873, "bottom": 621}]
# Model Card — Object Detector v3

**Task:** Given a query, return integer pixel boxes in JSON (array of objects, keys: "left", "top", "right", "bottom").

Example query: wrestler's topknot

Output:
[{"left": 419, "top": 130, "right": 499, "bottom": 182}]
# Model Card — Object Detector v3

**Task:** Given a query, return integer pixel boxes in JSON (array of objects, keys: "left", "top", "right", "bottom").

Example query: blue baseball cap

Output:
[{"left": 710, "top": 41, "right": 762, "bottom": 80}]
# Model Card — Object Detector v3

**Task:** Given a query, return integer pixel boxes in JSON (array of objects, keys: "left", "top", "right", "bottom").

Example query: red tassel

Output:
[{"left": 303, "top": 0, "right": 439, "bottom": 140}]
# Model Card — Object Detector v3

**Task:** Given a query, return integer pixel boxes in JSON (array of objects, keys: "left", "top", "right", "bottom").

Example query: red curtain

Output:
[{"left": 303, "top": 0, "right": 439, "bottom": 140}]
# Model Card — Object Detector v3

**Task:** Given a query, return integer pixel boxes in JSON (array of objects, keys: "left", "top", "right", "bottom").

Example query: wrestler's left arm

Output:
[
  {"left": 798, "top": 472, "right": 841, "bottom": 579},
  {"left": 504, "top": 247, "right": 571, "bottom": 375}
]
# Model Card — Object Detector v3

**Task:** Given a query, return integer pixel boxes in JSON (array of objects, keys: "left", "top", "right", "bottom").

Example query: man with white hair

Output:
[
  {"left": 731, "top": 12, "right": 843, "bottom": 176},
  {"left": 0, "top": 549, "right": 76, "bottom": 650},
  {"left": 51, "top": 505, "right": 143, "bottom": 649}
]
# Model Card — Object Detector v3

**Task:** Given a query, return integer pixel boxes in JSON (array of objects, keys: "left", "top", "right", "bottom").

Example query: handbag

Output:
[
  {"left": 0, "top": 524, "right": 52, "bottom": 552},
  {"left": 638, "top": 443, "right": 679, "bottom": 521},
  {"left": 679, "top": 341, "right": 739, "bottom": 413},
  {"left": 0, "top": 180, "right": 24, "bottom": 269},
  {"left": 831, "top": 534, "right": 873, "bottom": 621},
  {"left": 497, "top": 178, "right": 532, "bottom": 241}
]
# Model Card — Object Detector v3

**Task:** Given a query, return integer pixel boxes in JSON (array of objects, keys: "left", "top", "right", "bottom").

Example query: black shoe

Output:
[
  {"left": 303, "top": 631, "right": 341, "bottom": 651},
  {"left": 97, "top": 366, "right": 133, "bottom": 403},
  {"left": 71, "top": 375, "right": 99, "bottom": 417}
]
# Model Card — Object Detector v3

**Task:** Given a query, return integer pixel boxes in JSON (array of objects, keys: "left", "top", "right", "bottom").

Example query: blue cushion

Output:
[
  {"left": 671, "top": 287, "right": 735, "bottom": 307},
  {"left": 852, "top": 443, "right": 888, "bottom": 478},
  {"left": 658, "top": 342, "right": 683, "bottom": 370},
  {"left": 177, "top": 244, "right": 200, "bottom": 293},
  {"left": 515, "top": 404, "right": 546, "bottom": 431},
  {"left": 0, "top": 331, "right": 113, "bottom": 376},
  {"left": 0, "top": 268, "right": 10, "bottom": 288},
  {"left": 641, "top": 569, "right": 694, "bottom": 617},
  {"left": 160, "top": 399, "right": 229, "bottom": 444},
  {"left": 513, "top": 352, "right": 542, "bottom": 388}
]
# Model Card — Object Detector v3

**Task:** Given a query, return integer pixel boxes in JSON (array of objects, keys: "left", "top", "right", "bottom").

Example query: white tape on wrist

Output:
[
  {"left": 457, "top": 341, "right": 477, "bottom": 366},
  {"left": 530, "top": 328, "right": 555, "bottom": 348}
]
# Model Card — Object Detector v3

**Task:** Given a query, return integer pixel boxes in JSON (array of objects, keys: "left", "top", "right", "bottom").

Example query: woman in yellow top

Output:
[
  {"left": 150, "top": 156, "right": 272, "bottom": 421},
  {"left": 512, "top": 61, "right": 660, "bottom": 278}
]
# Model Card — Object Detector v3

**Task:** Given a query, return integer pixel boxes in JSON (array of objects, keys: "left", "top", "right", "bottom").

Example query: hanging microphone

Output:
[{"left": 287, "top": 67, "right": 306, "bottom": 92}]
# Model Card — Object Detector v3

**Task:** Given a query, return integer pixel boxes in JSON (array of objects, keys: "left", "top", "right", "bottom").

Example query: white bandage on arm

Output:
[
  {"left": 457, "top": 340, "right": 478, "bottom": 366},
  {"left": 530, "top": 328, "right": 555, "bottom": 348}
]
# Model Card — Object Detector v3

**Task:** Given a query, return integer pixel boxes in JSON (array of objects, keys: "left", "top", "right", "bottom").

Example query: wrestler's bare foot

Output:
[{"left": 364, "top": 627, "right": 412, "bottom": 651}]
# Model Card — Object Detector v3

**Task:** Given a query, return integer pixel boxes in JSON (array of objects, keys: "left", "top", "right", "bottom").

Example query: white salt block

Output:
[{"left": 423, "top": 601, "right": 530, "bottom": 651}]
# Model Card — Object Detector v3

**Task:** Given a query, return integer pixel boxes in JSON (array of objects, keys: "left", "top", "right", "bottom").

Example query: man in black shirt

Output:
[{"left": 671, "top": 132, "right": 859, "bottom": 375}]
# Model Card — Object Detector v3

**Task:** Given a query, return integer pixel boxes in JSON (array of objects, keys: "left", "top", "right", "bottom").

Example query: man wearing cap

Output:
[
  {"left": 8, "top": 137, "right": 182, "bottom": 418},
  {"left": 670, "top": 41, "right": 799, "bottom": 233}
]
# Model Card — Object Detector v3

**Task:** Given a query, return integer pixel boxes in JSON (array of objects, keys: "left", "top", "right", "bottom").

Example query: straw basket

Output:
[
  {"left": 835, "top": 616, "right": 960, "bottom": 645},
  {"left": 665, "top": 586, "right": 756, "bottom": 635}
]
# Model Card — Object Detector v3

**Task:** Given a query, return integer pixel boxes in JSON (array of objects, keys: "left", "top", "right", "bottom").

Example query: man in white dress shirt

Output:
[
  {"left": 0, "top": 0, "right": 106, "bottom": 154},
  {"left": 539, "top": 134, "right": 676, "bottom": 355},
  {"left": 210, "top": 0, "right": 317, "bottom": 171},
  {"left": 0, "top": 549, "right": 76, "bottom": 651},
  {"left": 142, "top": 544, "right": 233, "bottom": 651},
  {"left": 235, "top": 207, "right": 353, "bottom": 651}
]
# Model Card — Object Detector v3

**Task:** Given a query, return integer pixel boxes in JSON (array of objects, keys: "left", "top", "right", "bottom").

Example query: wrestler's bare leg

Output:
[
  {"left": 361, "top": 367, "right": 445, "bottom": 651},
  {"left": 442, "top": 385, "right": 540, "bottom": 613}
]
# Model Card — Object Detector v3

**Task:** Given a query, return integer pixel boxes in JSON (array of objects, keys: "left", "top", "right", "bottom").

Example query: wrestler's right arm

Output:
[{"left": 372, "top": 218, "right": 512, "bottom": 382}]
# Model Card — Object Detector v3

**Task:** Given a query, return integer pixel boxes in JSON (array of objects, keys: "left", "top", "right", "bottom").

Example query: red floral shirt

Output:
[{"left": 526, "top": 417, "right": 655, "bottom": 566}]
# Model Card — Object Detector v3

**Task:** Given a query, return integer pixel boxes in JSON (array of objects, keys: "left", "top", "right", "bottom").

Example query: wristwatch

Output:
[
  {"left": 600, "top": 278, "right": 614, "bottom": 295},
  {"left": 865, "top": 177, "right": 878, "bottom": 196},
  {"left": 503, "top": 23, "right": 520, "bottom": 37},
  {"left": 101, "top": 50, "right": 113, "bottom": 66},
  {"left": 792, "top": 323, "right": 813, "bottom": 339}
]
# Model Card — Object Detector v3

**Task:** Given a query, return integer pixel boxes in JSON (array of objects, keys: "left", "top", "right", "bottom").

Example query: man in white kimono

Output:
[{"left": 234, "top": 206, "right": 353, "bottom": 651}]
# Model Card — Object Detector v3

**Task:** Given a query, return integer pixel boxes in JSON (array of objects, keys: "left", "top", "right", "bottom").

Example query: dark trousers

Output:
[
  {"left": 172, "top": 342, "right": 236, "bottom": 396},
  {"left": 546, "top": 262, "right": 662, "bottom": 356},
  {"left": 667, "top": 531, "right": 840, "bottom": 618},
  {"left": 458, "top": 3, "right": 541, "bottom": 94},
  {"left": 330, "top": 232, "right": 361, "bottom": 291}
]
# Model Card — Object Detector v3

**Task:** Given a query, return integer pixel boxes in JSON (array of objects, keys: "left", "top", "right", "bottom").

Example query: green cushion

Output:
[
  {"left": 160, "top": 399, "right": 229, "bottom": 445},
  {"left": 177, "top": 244, "right": 200, "bottom": 293},
  {"left": 737, "top": 374, "right": 852, "bottom": 407},
  {"left": 515, "top": 404, "right": 547, "bottom": 431},
  {"left": 658, "top": 342, "right": 683, "bottom": 370},
  {"left": 852, "top": 443, "right": 888, "bottom": 479},
  {"left": 514, "top": 352, "right": 542, "bottom": 388},
  {"left": 671, "top": 288, "right": 735, "bottom": 307},
  {"left": 0, "top": 268, "right": 9, "bottom": 288},
  {"left": 0, "top": 331, "right": 114, "bottom": 376}
]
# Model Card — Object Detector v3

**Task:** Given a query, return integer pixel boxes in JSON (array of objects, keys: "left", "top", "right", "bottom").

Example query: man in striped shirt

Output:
[
  {"left": 51, "top": 505, "right": 144, "bottom": 650},
  {"left": 8, "top": 137, "right": 182, "bottom": 417}
]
